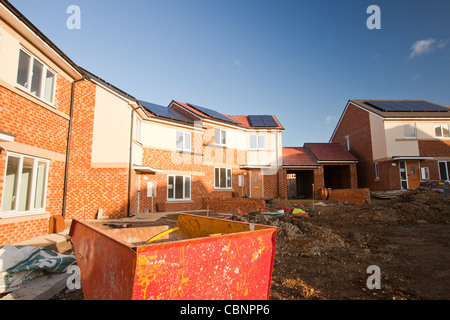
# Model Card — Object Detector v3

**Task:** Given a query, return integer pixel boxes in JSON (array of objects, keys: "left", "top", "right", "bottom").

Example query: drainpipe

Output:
[
  {"left": 127, "top": 103, "right": 141, "bottom": 217},
  {"left": 62, "top": 76, "right": 85, "bottom": 218}
]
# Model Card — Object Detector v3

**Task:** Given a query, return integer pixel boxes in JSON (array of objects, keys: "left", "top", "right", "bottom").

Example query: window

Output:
[
  {"left": 215, "top": 168, "right": 232, "bottom": 189},
  {"left": 346, "top": 136, "right": 350, "bottom": 151},
  {"left": 438, "top": 161, "right": 450, "bottom": 181},
  {"left": 167, "top": 175, "right": 191, "bottom": 200},
  {"left": 374, "top": 163, "right": 380, "bottom": 179},
  {"left": 250, "top": 134, "right": 265, "bottom": 150},
  {"left": 421, "top": 167, "right": 430, "bottom": 180},
  {"left": 135, "top": 118, "right": 142, "bottom": 142},
  {"left": 176, "top": 131, "right": 191, "bottom": 152},
  {"left": 214, "top": 128, "right": 226, "bottom": 146},
  {"left": 1, "top": 153, "right": 49, "bottom": 216},
  {"left": 435, "top": 124, "right": 450, "bottom": 138},
  {"left": 16, "top": 48, "right": 56, "bottom": 104},
  {"left": 403, "top": 123, "right": 417, "bottom": 138}
]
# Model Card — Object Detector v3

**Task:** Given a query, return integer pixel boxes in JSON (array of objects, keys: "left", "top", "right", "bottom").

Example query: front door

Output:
[
  {"left": 399, "top": 161, "right": 420, "bottom": 190},
  {"left": 250, "top": 169, "right": 263, "bottom": 198}
]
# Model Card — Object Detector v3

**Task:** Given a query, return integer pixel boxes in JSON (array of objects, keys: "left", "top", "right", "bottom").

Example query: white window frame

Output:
[
  {"left": 402, "top": 123, "right": 417, "bottom": 139},
  {"left": 214, "top": 128, "right": 227, "bottom": 146},
  {"left": 374, "top": 163, "right": 380, "bottom": 180},
  {"left": 215, "top": 167, "right": 232, "bottom": 189},
  {"left": 167, "top": 175, "right": 191, "bottom": 201},
  {"left": 438, "top": 161, "right": 450, "bottom": 181},
  {"left": 421, "top": 167, "right": 430, "bottom": 180},
  {"left": 0, "top": 152, "right": 49, "bottom": 218},
  {"left": 135, "top": 117, "right": 142, "bottom": 142},
  {"left": 176, "top": 131, "right": 191, "bottom": 152},
  {"left": 249, "top": 134, "right": 265, "bottom": 150},
  {"left": 16, "top": 47, "right": 57, "bottom": 105},
  {"left": 434, "top": 124, "right": 450, "bottom": 138}
]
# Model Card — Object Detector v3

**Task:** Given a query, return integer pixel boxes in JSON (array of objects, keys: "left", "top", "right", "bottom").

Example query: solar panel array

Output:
[
  {"left": 248, "top": 115, "right": 279, "bottom": 127},
  {"left": 187, "top": 103, "right": 239, "bottom": 124},
  {"left": 365, "top": 100, "right": 449, "bottom": 112},
  {"left": 139, "top": 101, "right": 194, "bottom": 123}
]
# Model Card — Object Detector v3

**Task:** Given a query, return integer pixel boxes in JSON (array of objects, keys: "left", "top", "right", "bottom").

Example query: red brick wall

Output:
[
  {"left": 327, "top": 188, "right": 371, "bottom": 205},
  {"left": 419, "top": 140, "right": 450, "bottom": 157},
  {"left": 0, "top": 76, "right": 72, "bottom": 245},
  {"left": 64, "top": 80, "right": 129, "bottom": 220},
  {"left": 0, "top": 216, "right": 49, "bottom": 246},
  {"left": 202, "top": 197, "right": 266, "bottom": 214},
  {"left": 331, "top": 103, "right": 373, "bottom": 189}
]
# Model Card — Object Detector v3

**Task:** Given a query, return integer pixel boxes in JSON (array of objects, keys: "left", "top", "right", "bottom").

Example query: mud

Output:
[{"left": 233, "top": 188, "right": 450, "bottom": 300}]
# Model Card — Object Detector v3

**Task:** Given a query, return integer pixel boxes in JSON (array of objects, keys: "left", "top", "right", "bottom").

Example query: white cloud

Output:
[
  {"left": 234, "top": 60, "right": 243, "bottom": 67},
  {"left": 412, "top": 73, "right": 421, "bottom": 80},
  {"left": 409, "top": 38, "right": 436, "bottom": 58},
  {"left": 326, "top": 115, "right": 334, "bottom": 125},
  {"left": 409, "top": 38, "right": 448, "bottom": 58}
]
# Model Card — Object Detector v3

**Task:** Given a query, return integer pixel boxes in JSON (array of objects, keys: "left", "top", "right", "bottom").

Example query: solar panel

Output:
[
  {"left": 365, "top": 100, "right": 449, "bottom": 112},
  {"left": 248, "top": 115, "right": 279, "bottom": 127},
  {"left": 187, "top": 103, "right": 239, "bottom": 124},
  {"left": 139, "top": 101, "right": 194, "bottom": 123}
]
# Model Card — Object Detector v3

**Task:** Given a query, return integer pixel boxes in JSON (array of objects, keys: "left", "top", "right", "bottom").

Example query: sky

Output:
[{"left": 8, "top": 0, "right": 450, "bottom": 147}]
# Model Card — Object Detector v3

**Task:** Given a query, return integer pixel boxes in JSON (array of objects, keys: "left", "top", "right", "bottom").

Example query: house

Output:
[
  {"left": 0, "top": 0, "right": 84, "bottom": 244},
  {"left": 281, "top": 143, "right": 359, "bottom": 201},
  {"left": 330, "top": 99, "right": 450, "bottom": 191},
  {"left": 64, "top": 69, "right": 285, "bottom": 219}
]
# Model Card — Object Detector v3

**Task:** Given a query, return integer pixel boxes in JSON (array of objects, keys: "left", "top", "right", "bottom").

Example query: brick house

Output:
[
  {"left": 330, "top": 99, "right": 450, "bottom": 191},
  {"left": 281, "top": 143, "right": 358, "bottom": 200},
  {"left": 0, "top": 0, "right": 84, "bottom": 244},
  {"left": 0, "top": 1, "right": 286, "bottom": 245}
]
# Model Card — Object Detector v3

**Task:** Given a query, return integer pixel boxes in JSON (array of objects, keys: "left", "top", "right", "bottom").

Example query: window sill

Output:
[
  {"left": 203, "top": 143, "right": 227, "bottom": 149},
  {"left": 0, "top": 212, "right": 50, "bottom": 224},
  {"left": 214, "top": 188, "right": 233, "bottom": 191},
  {"left": 15, "top": 84, "right": 55, "bottom": 109},
  {"left": 166, "top": 200, "right": 193, "bottom": 204}
]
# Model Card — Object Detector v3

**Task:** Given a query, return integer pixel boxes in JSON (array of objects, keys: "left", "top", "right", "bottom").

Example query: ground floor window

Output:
[
  {"left": 167, "top": 175, "right": 191, "bottom": 201},
  {"left": 215, "top": 167, "right": 232, "bottom": 189},
  {"left": 1, "top": 152, "right": 49, "bottom": 216},
  {"left": 438, "top": 161, "right": 450, "bottom": 181}
]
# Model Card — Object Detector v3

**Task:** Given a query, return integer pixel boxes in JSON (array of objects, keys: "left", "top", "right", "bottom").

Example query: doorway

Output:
[{"left": 399, "top": 161, "right": 420, "bottom": 190}]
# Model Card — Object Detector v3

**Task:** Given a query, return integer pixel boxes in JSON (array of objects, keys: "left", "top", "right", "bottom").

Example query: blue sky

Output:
[{"left": 9, "top": 0, "right": 450, "bottom": 147}]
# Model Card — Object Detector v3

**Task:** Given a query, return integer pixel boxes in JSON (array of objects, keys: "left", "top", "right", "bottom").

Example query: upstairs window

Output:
[
  {"left": 16, "top": 48, "right": 56, "bottom": 104},
  {"left": 250, "top": 134, "right": 265, "bottom": 150},
  {"left": 402, "top": 123, "right": 417, "bottom": 139},
  {"left": 214, "top": 128, "right": 226, "bottom": 146},
  {"left": 435, "top": 124, "right": 450, "bottom": 138},
  {"left": 176, "top": 131, "right": 191, "bottom": 152}
]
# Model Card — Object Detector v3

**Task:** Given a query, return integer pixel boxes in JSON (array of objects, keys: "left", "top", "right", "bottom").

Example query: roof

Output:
[
  {"left": 229, "top": 115, "right": 284, "bottom": 130},
  {"left": 139, "top": 101, "right": 196, "bottom": 124},
  {"left": 282, "top": 147, "right": 318, "bottom": 167},
  {"left": 349, "top": 99, "right": 450, "bottom": 118},
  {"left": 172, "top": 101, "right": 284, "bottom": 129},
  {"left": 282, "top": 143, "right": 358, "bottom": 167},
  {"left": 81, "top": 68, "right": 136, "bottom": 101},
  {"left": 304, "top": 143, "right": 358, "bottom": 162}
]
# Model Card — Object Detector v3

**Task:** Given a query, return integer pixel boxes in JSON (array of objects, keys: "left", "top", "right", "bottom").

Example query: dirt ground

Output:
[
  {"left": 54, "top": 188, "right": 449, "bottom": 300},
  {"left": 234, "top": 188, "right": 450, "bottom": 300}
]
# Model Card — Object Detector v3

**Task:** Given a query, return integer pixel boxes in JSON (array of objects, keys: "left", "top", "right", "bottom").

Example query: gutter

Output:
[{"left": 62, "top": 76, "right": 85, "bottom": 218}]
